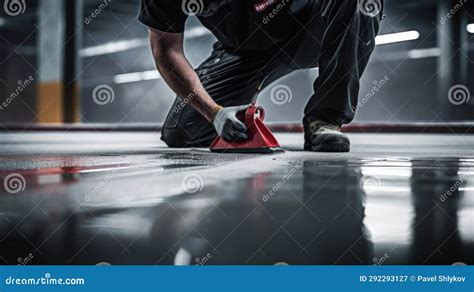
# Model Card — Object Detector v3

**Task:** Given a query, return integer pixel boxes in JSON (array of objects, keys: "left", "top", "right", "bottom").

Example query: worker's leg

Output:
[
  {"left": 301, "top": 0, "right": 383, "bottom": 126},
  {"left": 161, "top": 44, "right": 292, "bottom": 148}
]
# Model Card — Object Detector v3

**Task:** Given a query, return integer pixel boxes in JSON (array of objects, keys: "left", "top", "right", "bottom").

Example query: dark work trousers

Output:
[{"left": 162, "top": 0, "right": 383, "bottom": 148}]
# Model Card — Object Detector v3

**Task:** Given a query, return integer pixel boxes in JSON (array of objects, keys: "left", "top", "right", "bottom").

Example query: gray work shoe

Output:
[{"left": 304, "top": 121, "right": 350, "bottom": 152}]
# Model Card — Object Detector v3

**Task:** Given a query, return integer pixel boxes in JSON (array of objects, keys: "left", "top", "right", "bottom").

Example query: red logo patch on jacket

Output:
[{"left": 254, "top": 0, "right": 278, "bottom": 12}]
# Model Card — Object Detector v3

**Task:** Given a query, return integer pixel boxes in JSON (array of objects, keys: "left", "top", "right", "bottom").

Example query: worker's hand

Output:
[{"left": 213, "top": 105, "right": 250, "bottom": 142}]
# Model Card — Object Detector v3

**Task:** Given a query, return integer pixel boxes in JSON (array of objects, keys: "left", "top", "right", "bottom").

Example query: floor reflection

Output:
[
  {"left": 0, "top": 154, "right": 472, "bottom": 265},
  {"left": 299, "top": 160, "right": 372, "bottom": 265},
  {"left": 410, "top": 158, "right": 465, "bottom": 265},
  {"left": 149, "top": 159, "right": 372, "bottom": 265}
]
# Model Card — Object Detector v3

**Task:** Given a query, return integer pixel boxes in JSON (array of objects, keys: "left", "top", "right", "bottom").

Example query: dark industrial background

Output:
[
  {"left": 0, "top": 0, "right": 473, "bottom": 124},
  {"left": 0, "top": 0, "right": 473, "bottom": 268}
]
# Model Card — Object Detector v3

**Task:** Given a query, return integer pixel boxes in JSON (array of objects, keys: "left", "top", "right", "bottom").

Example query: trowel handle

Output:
[
  {"left": 251, "top": 75, "right": 270, "bottom": 104},
  {"left": 245, "top": 105, "right": 265, "bottom": 125},
  {"left": 244, "top": 75, "right": 268, "bottom": 125},
  {"left": 255, "top": 106, "right": 265, "bottom": 120}
]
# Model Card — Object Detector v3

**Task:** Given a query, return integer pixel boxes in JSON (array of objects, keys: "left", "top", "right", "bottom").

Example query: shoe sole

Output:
[{"left": 304, "top": 142, "right": 350, "bottom": 153}]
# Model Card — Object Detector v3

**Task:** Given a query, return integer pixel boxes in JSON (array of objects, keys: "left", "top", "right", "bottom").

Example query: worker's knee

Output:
[
  {"left": 161, "top": 127, "right": 216, "bottom": 148},
  {"left": 161, "top": 128, "right": 187, "bottom": 148}
]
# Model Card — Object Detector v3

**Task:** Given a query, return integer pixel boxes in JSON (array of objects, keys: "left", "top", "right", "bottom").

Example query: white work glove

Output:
[{"left": 213, "top": 105, "right": 250, "bottom": 142}]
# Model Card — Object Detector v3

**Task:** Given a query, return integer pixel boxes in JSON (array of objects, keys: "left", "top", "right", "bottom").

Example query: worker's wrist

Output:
[{"left": 211, "top": 104, "right": 224, "bottom": 121}]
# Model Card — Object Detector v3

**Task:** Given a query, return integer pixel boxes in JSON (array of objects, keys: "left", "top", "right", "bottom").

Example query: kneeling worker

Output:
[{"left": 139, "top": 0, "right": 383, "bottom": 152}]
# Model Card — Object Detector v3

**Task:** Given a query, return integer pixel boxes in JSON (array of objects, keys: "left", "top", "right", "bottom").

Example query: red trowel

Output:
[{"left": 210, "top": 76, "right": 281, "bottom": 153}]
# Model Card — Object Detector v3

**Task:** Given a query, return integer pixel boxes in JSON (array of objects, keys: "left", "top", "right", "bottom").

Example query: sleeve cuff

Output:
[{"left": 138, "top": 14, "right": 185, "bottom": 33}]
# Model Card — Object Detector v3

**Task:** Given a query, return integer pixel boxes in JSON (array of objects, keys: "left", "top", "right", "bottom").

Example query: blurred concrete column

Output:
[
  {"left": 37, "top": 0, "right": 82, "bottom": 124},
  {"left": 64, "top": 0, "right": 83, "bottom": 123},
  {"left": 37, "top": 0, "right": 64, "bottom": 123},
  {"left": 437, "top": 0, "right": 469, "bottom": 118}
]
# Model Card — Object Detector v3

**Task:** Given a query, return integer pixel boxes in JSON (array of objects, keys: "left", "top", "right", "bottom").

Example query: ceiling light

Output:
[
  {"left": 80, "top": 39, "right": 147, "bottom": 57},
  {"left": 375, "top": 30, "right": 420, "bottom": 46},
  {"left": 467, "top": 23, "right": 474, "bottom": 34},
  {"left": 114, "top": 70, "right": 161, "bottom": 84}
]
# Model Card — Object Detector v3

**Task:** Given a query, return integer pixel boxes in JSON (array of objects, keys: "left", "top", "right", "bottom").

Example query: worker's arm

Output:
[
  {"left": 149, "top": 28, "right": 248, "bottom": 141},
  {"left": 149, "top": 28, "right": 218, "bottom": 121}
]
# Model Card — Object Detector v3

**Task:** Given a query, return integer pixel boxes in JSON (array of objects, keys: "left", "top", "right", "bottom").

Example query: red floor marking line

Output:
[
  {"left": 0, "top": 164, "right": 130, "bottom": 177},
  {"left": 0, "top": 123, "right": 473, "bottom": 134},
  {"left": 269, "top": 123, "right": 474, "bottom": 134}
]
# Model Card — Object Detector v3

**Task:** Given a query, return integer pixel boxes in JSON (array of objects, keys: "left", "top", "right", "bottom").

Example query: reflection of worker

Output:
[
  {"left": 139, "top": 0, "right": 383, "bottom": 152},
  {"left": 410, "top": 159, "right": 464, "bottom": 264}
]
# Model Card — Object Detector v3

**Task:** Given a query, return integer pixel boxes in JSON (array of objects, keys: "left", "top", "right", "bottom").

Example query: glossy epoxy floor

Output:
[{"left": 0, "top": 132, "right": 473, "bottom": 265}]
